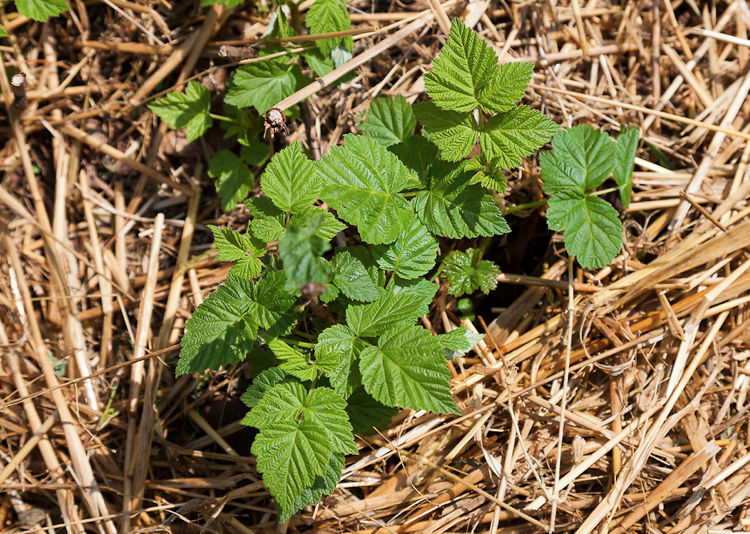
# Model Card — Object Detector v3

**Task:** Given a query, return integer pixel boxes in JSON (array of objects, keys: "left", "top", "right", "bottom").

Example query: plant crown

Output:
[{"left": 152, "top": 17, "right": 637, "bottom": 521}]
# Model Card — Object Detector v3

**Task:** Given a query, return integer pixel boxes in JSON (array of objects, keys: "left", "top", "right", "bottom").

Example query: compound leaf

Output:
[
  {"left": 480, "top": 106, "right": 558, "bottom": 169},
  {"left": 225, "top": 57, "right": 300, "bottom": 114},
  {"left": 252, "top": 419, "right": 332, "bottom": 516},
  {"left": 359, "top": 323, "right": 458, "bottom": 414},
  {"left": 359, "top": 95, "right": 416, "bottom": 147},
  {"left": 177, "top": 276, "right": 258, "bottom": 375},
  {"left": 306, "top": 0, "right": 352, "bottom": 56},
  {"left": 413, "top": 102, "right": 479, "bottom": 162},
  {"left": 372, "top": 219, "right": 438, "bottom": 280},
  {"left": 330, "top": 251, "right": 382, "bottom": 302},
  {"left": 413, "top": 160, "right": 510, "bottom": 239},
  {"left": 148, "top": 81, "right": 212, "bottom": 142},
  {"left": 613, "top": 128, "right": 638, "bottom": 208},
  {"left": 318, "top": 135, "right": 413, "bottom": 245},
  {"left": 209, "top": 151, "right": 254, "bottom": 211},
  {"left": 442, "top": 248, "right": 500, "bottom": 296},
  {"left": 540, "top": 125, "right": 615, "bottom": 196},
  {"left": 547, "top": 191, "right": 623, "bottom": 269},
  {"left": 261, "top": 143, "right": 321, "bottom": 213},
  {"left": 424, "top": 19, "right": 500, "bottom": 113}
]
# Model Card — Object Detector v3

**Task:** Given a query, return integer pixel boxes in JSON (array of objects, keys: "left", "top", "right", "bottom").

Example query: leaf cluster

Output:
[
  {"left": 541, "top": 125, "right": 637, "bottom": 268},
  {"left": 174, "top": 17, "right": 570, "bottom": 523}
]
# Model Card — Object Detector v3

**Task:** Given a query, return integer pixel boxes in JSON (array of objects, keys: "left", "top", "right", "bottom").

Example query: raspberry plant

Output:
[{"left": 160, "top": 18, "right": 637, "bottom": 522}]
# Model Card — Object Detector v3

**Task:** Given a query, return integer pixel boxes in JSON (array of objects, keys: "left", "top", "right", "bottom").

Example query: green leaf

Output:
[
  {"left": 293, "top": 207, "right": 347, "bottom": 241},
  {"left": 252, "top": 271, "right": 297, "bottom": 337},
  {"left": 318, "top": 135, "right": 413, "bottom": 245},
  {"left": 347, "top": 290, "right": 428, "bottom": 337},
  {"left": 303, "top": 387, "right": 357, "bottom": 455},
  {"left": 246, "top": 197, "right": 285, "bottom": 242},
  {"left": 330, "top": 252, "right": 382, "bottom": 302},
  {"left": 389, "top": 136, "right": 439, "bottom": 184},
  {"left": 359, "top": 95, "right": 416, "bottom": 147},
  {"left": 359, "top": 323, "right": 458, "bottom": 414},
  {"left": 281, "top": 453, "right": 344, "bottom": 522},
  {"left": 210, "top": 225, "right": 265, "bottom": 262},
  {"left": 210, "top": 225, "right": 265, "bottom": 279},
  {"left": 209, "top": 151, "right": 254, "bottom": 211},
  {"left": 424, "top": 19, "right": 500, "bottom": 113},
  {"left": 261, "top": 144, "right": 322, "bottom": 213},
  {"left": 480, "top": 106, "right": 558, "bottom": 169},
  {"left": 278, "top": 213, "right": 332, "bottom": 287},
  {"left": 244, "top": 380, "right": 307, "bottom": 429},
  {"left": 210, "top": 0, "right": 246, "bottom": 7},
  {"left": 345, "top": 388, "right": 399, "bottom": 434},
  {"left": 15, "top": 0, "right": 68, "bottom": 21},
  {"left": 389, "top": 276, "right": 438, "bottom": 317},
  {"left": 436, "top": 326, "right": 485, "bottom": 360},
  {"left": 304, "top": 49, "right": 356, "bottom": 85},
  {"left": 480, "top": 62, "right": 534, "bottom": 113},
  {"left": 247, "top": 382, "right": 356, "bottom": 454},
  {"left": 221, "top": 105, "right": 263, "bottom": 146},
  {"left": 466, "top": 156, "right": 506, "bottom": 193},
  {"left": 177, "top": 276, "right": 258, "bottom": 375},
  {"left": 0, "top": 26, "right": 8, "bottom": 37},
  {"left": 225, "top": 57, "right": 300, "bottom": 114},
  {"left": 241, "top": 368, "right": 288, "bottom": 409},
  {"left": 268, "top": 339, "right": 319, "bottom": 381},
  {"left": 547, "top": 191, "right": 623, "bottom": 269},
  {"left": 344, "top": 246, "right": 387, "bottom": 289},
  {"left": 413, "top": 102, "right": 479, "bottom": 162},
  {"left": 306, "top": 0, "right": 352, "bottom": 56},
  {"left": 372, "top": 219, "right": 438, "bottom": 280},
  {"left": 252, "top": 419, "right": 332, "bottom": 515},
  {"left": 240, "top": 140, "right": 270, "bottom": 166},
  {"left": 148, "top": 81, "right": 212, "bottom": 142},
  {"left": 613, "top": 128, "right": 638, "bottom": 209},
  {"left": 316, "top": 324, "right": 364, "bottom": 398},
  {"left": 414, "top": 160, "right": 510, "bottom": 238},
  {"left": 264, "top": 8, "right": 296, "bottom": 40},
  {"left": 442, "top": 248, "right": 500, "bottom": 296},
  {"left": 229, "top": 255, "right": 263, "bottom": 279},
  {"left": 540, "top": 125, "right": 616, "bottom": 196}
]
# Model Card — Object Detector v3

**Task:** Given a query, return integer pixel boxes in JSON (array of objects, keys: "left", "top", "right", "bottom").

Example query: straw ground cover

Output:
[{"left": 2, "top": 1, "right": 750, "bottom": 534}]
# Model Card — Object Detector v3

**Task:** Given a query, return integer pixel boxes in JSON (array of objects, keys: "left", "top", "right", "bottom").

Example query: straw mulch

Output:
[{"left": 2, "top": 1, "right": 750, "bottom": 533}]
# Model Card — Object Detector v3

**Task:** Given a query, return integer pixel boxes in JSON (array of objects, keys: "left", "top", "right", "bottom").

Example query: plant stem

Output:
[
  {"left": 588, "top": 186, "right": 620, "bottom": 196},
  {"left": 503, "top": 200, "right": 546, "bottom": 216},
  {"left": 209, "top": 113, "right": 237, "bottom": 124}
]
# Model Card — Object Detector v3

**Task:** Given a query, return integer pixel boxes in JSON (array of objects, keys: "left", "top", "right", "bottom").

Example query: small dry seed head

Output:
[{"left": 264, "top": 107, "right": 289, "bottom": 137}]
